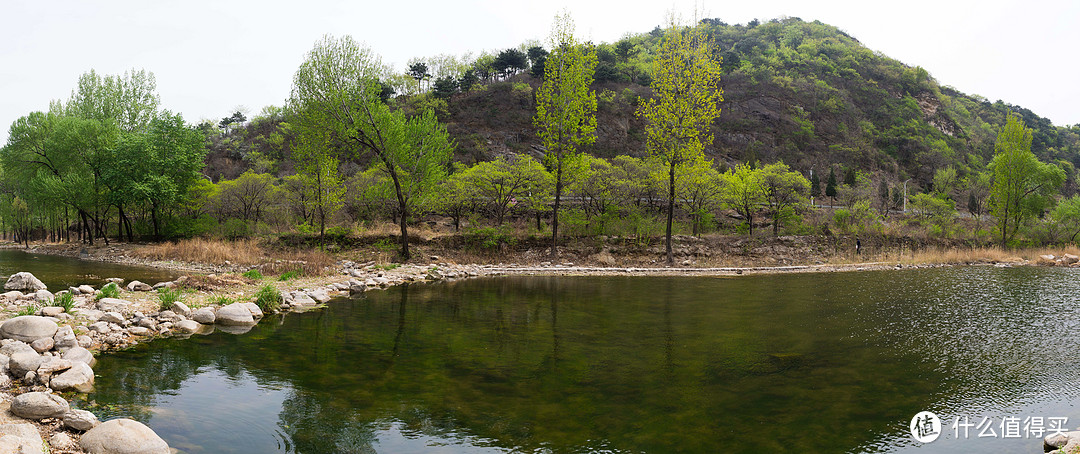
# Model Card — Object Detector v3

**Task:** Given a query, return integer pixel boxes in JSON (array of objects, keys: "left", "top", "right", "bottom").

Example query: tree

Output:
[
  {"left": 1048, "top": 195, "right": 1080, "bottom": 243},
  {"left": 290, "top": 35, "right": 454, "bottom": 259},
  {"left": 810, "top": 170, "right": 820, "bottom": 200},
  {"left": 407, "top": 62, "right": 429, "bottom": 93},
  {"left": 636, "top": 19, "right": 723, "bottom": 264},
  {"left": 527, "top": 46, "right": 549, "bottom": 77},
  {"left": 932, "top": 165, "right": 958, "bottom": 200},
  {"left": 760, "top": 162, "right": 810, "bottom": 235},
  {"left": 534, "top": 14, "right": 597, "bottom": 257},
  {"left": 988, "top": 115, "right": 1065, "bottom": 247},
  {"left": 431, "top": 76, "right": 458, "bottom": 100},
  {"left": 494, "top": 49, "right": 528, "bottom": 79},
  {"left": 459, "top": 155, "right": 549, "bottom": 225},
  {"left": 675, "top": 157, "right": 724, "bottom": 236},
  {"left": 825, "top": 167, "right": 837, "bottom": 202},
  {"left": 458, "top": 70, "right": 479, "bottom": 93},
  {"left": 722, "top": 164, "right": 764, "bottom": 235}
]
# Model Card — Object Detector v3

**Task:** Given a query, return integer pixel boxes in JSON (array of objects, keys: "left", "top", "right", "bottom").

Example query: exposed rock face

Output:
[
  {"left": 80, "top": 418, "right": 170, "bottom": 454},
  {"left": 3, "top": 273, "right": 46, "bottom": 292},
  {"left": 215, "top": 303, "right": 255, "bottom": 326},
  {"left": 0, "top": 316, "right": 58, "bottom": 342},
  {"left": 10, "top": 392, "right": 69, "bottom": 420}
]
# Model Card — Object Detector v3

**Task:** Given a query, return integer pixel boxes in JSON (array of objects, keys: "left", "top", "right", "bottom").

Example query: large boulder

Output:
[
  {"left": 8, "top": 351, "right": 43, "bottom": 377},
  {"left": 80, "top": 418, "right": 170, "bottom": 454},
  {"left": 53, "top": 325, "right": 77, "bottom": 350},
  {"left": 215, "top": 303, "right": 255, "bottom": 326},
  {"left": 50, "top": 362, "right": 95, "bottom": 392},
  {"left": 0, "top": 316, "right": 58, "bottom": 342},
  {"left": 241, "top": 302, "right": 263, "bottom": 319},
  {"left": 3, "top": 273, "right": 46, "bottom": 292},
  {"left": 0, "top": 423, "right": 45, "bottom": 453},
  {"left": 10, "top": 392, "right": 69, "bottom": 420}
]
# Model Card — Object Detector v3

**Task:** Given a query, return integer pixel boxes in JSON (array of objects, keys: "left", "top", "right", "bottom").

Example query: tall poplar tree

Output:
[
  {"left": 636, "top": 18, "right": 723, "bottom": 265},
  {"left": 534, "top": 13, "right": 597, "bottom": 257},
  {"left": 989, "top": 114, "right": 1064, "bottom": 247}
]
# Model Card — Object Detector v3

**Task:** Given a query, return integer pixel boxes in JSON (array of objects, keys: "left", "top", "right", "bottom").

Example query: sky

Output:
[{"left": 2, "top": 0, "right": 1079, "bottom": 145}]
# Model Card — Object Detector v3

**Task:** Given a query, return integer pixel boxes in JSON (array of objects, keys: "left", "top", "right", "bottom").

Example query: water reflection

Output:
[
  {"left": 84, "top": 268, "right": 1080, "bottom": 453},
  {"left": 0, "top": 249, "right": 178, "bottom": 290}
]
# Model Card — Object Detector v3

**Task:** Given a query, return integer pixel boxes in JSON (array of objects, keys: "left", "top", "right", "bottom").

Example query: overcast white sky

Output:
[{"left": 2, "top": 0, "right": 1078, "bottom": 145}]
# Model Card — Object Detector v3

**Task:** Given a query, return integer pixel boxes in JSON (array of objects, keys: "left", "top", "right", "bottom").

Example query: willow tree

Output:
[
  {"left": 534, "top": 14, "right": 597, "bottom": 256},
  {"left": 636, "top": 19, "right": 723, "bottom": 265},
  {"left": 989, "top": 114, "right": 1064, "bottom": 247},
  {"left": 290, "top": 35, "right": 453, "bottom": 260}
]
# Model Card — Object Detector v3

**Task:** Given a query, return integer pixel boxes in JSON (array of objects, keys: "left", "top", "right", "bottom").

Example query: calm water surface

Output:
[
  {"left": 79, "top": 267, "right": 1080, "bottom": 453},
  {"left": 0, "top": 249, "right": 178, "bottom": 290}
]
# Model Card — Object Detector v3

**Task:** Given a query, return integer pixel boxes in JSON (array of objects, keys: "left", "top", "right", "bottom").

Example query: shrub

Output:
[
  {"left": 220, "top": 218, "right": 250, "bottom": 240},
  {"left": 209, "top": 295, "right": 235, "bottom": 306},
  {"left": 157, "top": 287, "right": 183, "bottom": 310},
  {"left": 242, "top": 269, "right": 264, "bottom": 280},
  {"left": 97, "top": 282, "right": 120, "bottom": 300},
  {"left": 464, "top": 226, "right": 517, "bottom": 251},
  {"left": 50, "top": 292, "right": 76, "bottom": 314},
  {"left": 278, "top": 270, "right": 301, "bottom": 281},
  {"left": 253, "top": 284, "right": 282, "bottom": 313},
  {"left": 16, "top": 304, "right": 39, "bottom": 317}
]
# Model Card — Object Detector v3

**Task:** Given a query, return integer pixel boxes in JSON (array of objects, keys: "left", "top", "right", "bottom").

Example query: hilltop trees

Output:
[
  {"left": 534, "top": 14, "right": 598, "bottom": 256},
  {"left": 289, "top": 35, "right": 454, "bottom": 259},
  {"left": 637, "top": 19, "right": 723, "bottom": 265}
]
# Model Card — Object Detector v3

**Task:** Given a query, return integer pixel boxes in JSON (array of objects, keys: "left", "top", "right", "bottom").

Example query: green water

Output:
[
  {"left": 81, "top": 267, "right": 1080, "bottom": 453},
  {"left": 0, "top": 249, "right": 178, "bottom": 290}
]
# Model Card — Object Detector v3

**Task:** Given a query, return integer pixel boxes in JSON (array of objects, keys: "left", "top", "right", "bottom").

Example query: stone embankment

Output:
[{"left": 0, "top": 262, "right": 492, "bottom": 453}]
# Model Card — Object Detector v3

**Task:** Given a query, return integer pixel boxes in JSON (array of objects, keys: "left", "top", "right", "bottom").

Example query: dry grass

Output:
[
  {"left": 833, "top": 245, "right": 1080, "bottom": 266},
  {"left": 134, "top": 238, "right": 335, "bottom": 276}
]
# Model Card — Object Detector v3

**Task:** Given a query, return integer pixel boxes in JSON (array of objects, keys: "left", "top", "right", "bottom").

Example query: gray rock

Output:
[
  {"left": 348, "top": 280, "right": 365, "bottom": 294},
  {"left": 127, "top": 326, "right": 152, "bottom": 336},
  {"left": 0, "top": 291, "right": 23, "bottom": 301},
  {"left": 173, "top": 320, "right": 201, "bottom": 334},
  {"left": 169, "top": 301, "right": 190, "bottom": 317},
  {"left": 135, "top": 317, "right": 157, "bottom": 329},
  {"left": 62, "top": 346, "right": 95, "bottom": 367},
  {"left": 4, "top": 272, "right": 46, "bottom": 292},
  {"left": 76, "top": 335, "right": 94, "bottom": 348},
  {"left": 10, "top": 391, "right": 69, "bottom": 420},
  {"left": 63, "top": 409, "right": 100, "bottom": 431},
  {"left": 50, "top": 361, "right": 94, "bottom": 392},
  {"left": 88, "top": 322, "right": 110, "bottom": 333},
  {"left": 9, "top": 351, "right": 43, "bottom": 377},
  {"left": 40, "top": 306, "right": 64, "bottom": 317},
  {"left": 100, "top": 311, "right": 125, "bottom": 324},
  {"left": 215, "top": 303, "right": 255, "bottom": 326},
  {"left": 151, "top": 281, "right": 174, "bottom": 290},
  {"left": 307, "top": 289, "right": 331, "bottom": 303},
  {"left": 125, "top": 281, "right": 152, "bottom": 292},
  {"left": 79, "top": 308, "right": 105, "bottom": 322},
  {"left": 36, "top": 357, "right": 72, "bottom": 376},
  {"left": 34, "top": 289, "right": 54, "bottom": 304},
  {"left": 96, "top": 298, "right": 131, "bottom": 313},
  {"left": 29, "top": 336, "right": 53, "bottom": 353},
  {"left": 78, "top": 285, "right": 95, "bottom": 295},
  {"left": 50, "top": 431, "right": 77, "bottom": 450},
  {"left": 0, "top": 341, "right": 34, "bottom": 357},
  {"left": 53, "top": 326, "right": 77, "bottom": 350},
  {"left": 241, "top": 302, "right": 263, "bottom": 319},
  {"left": 288, "top": 291, "right": 318, "bottom": 307},
  {"left": 0, "top": 422, "right": 45, "bottom": 453},
  {"left": 156, "top": 310, "right": 182, "bottom": 322},
  {"left": 0, "top": 315, "right": 58, "bottom": 342},
  {"left": 80, "top": 418, "right": 170, "bottom": 454},
  {"left": 190, "top": 308, "right": 215, "bottom": 324},
  {"left": 1045, "top": 430, "right": 1080, "bottom": 450}
]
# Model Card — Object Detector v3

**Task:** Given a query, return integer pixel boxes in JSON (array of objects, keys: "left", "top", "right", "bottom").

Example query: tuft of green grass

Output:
[
  {"left": 208, "top": 295, "right": 235, "bottom": 306},
  {"left": 156, "top": 287, "right": 183, "bottom": 310},
  {"left": 253, "top": 284, "right": 282, "bottom": 313},
  {"left": 97, "top": 282, "right": 121, "bottom": 300},
  {"left": 277, "top": 270, "right": 301, "bottom": 281},
  {"left": 242, "top": 269, "right": 264, "bottom": 280},
  {"left": 374, "top": 263, "right": 400, "bottom": 271},
  {"left": 16, "top": 304, "right": 39, "bottom": 317},
  {"left": 50, "top": 292, "right": 77, "bottom": 314}
]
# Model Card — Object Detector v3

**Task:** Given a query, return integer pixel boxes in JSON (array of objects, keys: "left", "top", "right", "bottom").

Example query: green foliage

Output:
[
  {"left": 156, "top": 287, "right": 183, "bottom": 310},
  {"left": 989, "top": 115, "right": 1066, "bottom": 246},
  {"left": 98, "top": 282, "right": 120, "bottom": 300},
  {"left": 242, "top": 269, "right": 264, "bottom": 280},
  {"left": 278, "top": 270, "right": 301, "bottom": 281},
  {"left": 50, "top": 292, "right": 76, "bottom": 314},
  {"left": 373, "top": 263, "right": 400, "bottom": 271},
  {"left": 253, "top": 284, "right": 282, "bottom": 313},
  {"left": 15, "top": 304, "right": 40, "bottom": 317},
  {"left": 221, "top": 219, "right": 250, "bottom": 240},
  {"left": 464, "top": 226, "right": 517, "bottom": 251},
  {"left": 209, "top": 295, "right": 236, "bottom": 306}
]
